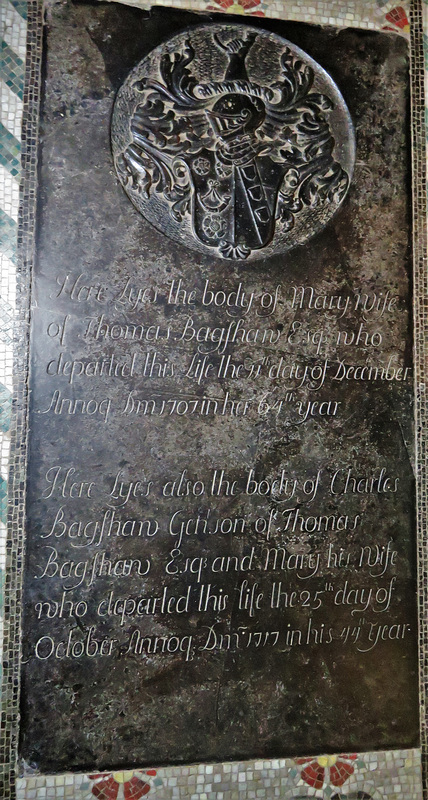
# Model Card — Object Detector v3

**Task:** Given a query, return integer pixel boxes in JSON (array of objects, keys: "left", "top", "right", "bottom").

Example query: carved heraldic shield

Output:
[{"left": 111, "top": 24, "right": 355, "bottom": 260}]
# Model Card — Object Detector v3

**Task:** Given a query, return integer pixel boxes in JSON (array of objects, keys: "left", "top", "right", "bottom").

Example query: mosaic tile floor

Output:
[
  {"left": 13, "top": 751, "right": 424, "bottom": 799},
  {"left": 0, "top": 0, "right": 426, "bottom": 798}
]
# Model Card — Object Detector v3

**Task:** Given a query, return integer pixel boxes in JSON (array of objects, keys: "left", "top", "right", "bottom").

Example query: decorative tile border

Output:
[
  {"left": 0, "top": 0, "right": 42, "bottom": 797},
  {"left": 14, "top": 750, "right": 424, "bottom": 800},
  {"left": 411, "top": 0, "right": 428, "bottom": 795},
  {"left": 0, "top": 0, "right": 426, "bottom": 799},
  {"left": 98, "top": 0, "right": 411, "bottom": 30},
  {"left": 0, "top": 0, "right": 27, "bottom": 729}
]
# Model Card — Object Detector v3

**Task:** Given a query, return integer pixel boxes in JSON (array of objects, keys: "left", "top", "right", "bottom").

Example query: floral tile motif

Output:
[
  {"left": 295, "top": 755, "right": 360, "bottom": 791},
  {"left": 205, "top": 0, "right": 265, "bottom": 17},
  {"left": 382, "top": 5, "right": 410, "bottom": 32},
  {"left": 80, "top": 770, "right": 162, "bottom": 800}
]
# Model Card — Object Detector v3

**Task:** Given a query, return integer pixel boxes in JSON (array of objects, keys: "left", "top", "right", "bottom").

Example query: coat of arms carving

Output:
[{"left": 111, "top": 24, "right": 355, "bottom": 260}]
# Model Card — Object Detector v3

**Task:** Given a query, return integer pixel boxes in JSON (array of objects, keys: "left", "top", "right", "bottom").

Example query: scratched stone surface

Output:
[{"left": 19, "top": 2, "right": 418, "bottom": 773}]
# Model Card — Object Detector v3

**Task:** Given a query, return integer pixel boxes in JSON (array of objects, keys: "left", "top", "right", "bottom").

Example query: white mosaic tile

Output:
[
  {"left": 0, "top": 167, "right": 19, "bottom": 223},
  {"left": 0, "top": 84, "right": 23, "bottom": 141},
  {"left": 2, "top": 3, "right": 28, "bottom": 61}
]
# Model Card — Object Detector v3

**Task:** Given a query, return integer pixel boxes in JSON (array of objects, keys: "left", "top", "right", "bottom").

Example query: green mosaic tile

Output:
[
  {"left": 0, "top": 124, "right": 21, "bottom": 178},
  {"left": 0, "top": 477, "right": 8, "bottom": 525},
  {"left": 0, "top": 208, "right": 17, "bottom": 262},
  {"left": 9, "top": 0, "right": 28, "bottom": 19},
  {"left": 0, "top": 384, "right": 12, "bottom": 434},
  {"left": 0, "top": 41, "right": 24, "bottom": 100}
]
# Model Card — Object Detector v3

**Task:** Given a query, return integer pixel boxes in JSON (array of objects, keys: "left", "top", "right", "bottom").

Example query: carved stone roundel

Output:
[{"left": 111, "top": 24, "right": 355, "bottom": 261}]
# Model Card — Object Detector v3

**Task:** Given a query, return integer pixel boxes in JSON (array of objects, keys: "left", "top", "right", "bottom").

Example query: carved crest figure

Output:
[{"left": 112, "top": 25, "right": 355, "bottom": 260}]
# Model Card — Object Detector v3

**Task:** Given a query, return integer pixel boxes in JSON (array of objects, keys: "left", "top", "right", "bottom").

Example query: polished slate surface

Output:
[{"left": 19, "top": 3, "right": 418, "bottom": 772}]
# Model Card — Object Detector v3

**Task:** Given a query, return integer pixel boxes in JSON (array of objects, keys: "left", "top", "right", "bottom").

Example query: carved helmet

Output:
[{"left": 207, "top": 93, "right": 265, "bottom": 140}]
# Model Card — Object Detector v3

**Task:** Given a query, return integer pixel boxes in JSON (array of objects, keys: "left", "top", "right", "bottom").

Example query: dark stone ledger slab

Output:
[{"left": 19, "top": 2, "right": 419, "bottom": 772}]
